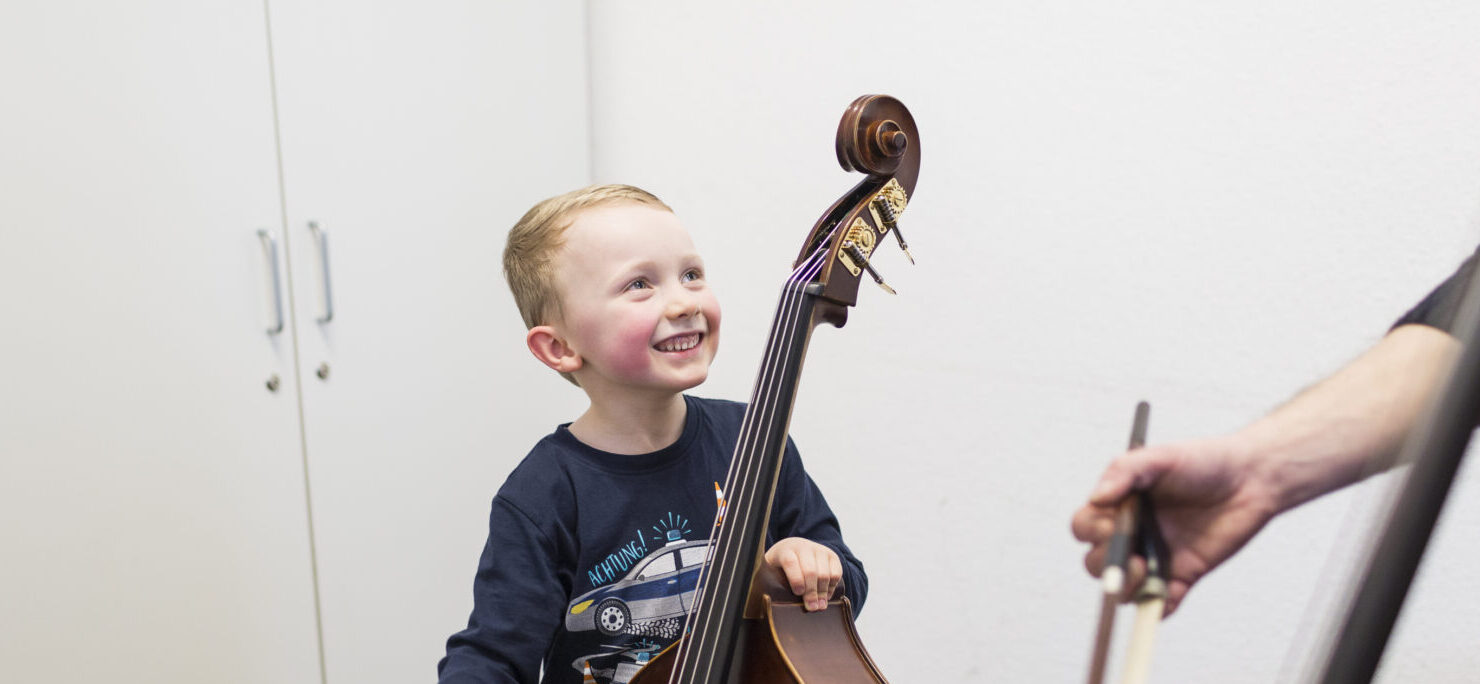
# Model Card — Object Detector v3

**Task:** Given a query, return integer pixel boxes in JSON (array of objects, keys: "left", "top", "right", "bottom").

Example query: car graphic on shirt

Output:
[{"left": 567, "top": 539, "right": 712, "bottom": 636}]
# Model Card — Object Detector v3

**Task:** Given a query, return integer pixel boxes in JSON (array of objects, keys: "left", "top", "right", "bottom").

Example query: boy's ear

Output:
[{"left": 527, "top": 325, "right": 583, "bottom": 375}]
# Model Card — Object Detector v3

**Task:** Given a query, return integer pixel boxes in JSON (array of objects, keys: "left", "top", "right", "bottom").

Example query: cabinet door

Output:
[
  {"left": 0, "top": 3, "right": 322, "bottom": 683},
  {"left": 267, "top": 2, "right": 590, "bottom": 681}
]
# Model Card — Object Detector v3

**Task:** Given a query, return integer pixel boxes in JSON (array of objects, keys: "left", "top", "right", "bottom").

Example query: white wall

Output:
[
  {"left": 569, "top": 2, "right": 1480, "bottom": 681},
  {"left": 10, "top": 2, "right": 1480, "bottom": 682}
]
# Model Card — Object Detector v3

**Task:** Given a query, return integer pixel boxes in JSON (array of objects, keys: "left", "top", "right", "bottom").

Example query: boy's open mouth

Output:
[{"left": 654, "top": 332, "right": 703, "bottom": 353}]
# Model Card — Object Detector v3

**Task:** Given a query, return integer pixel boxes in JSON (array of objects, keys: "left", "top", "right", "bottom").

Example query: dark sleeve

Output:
[
  {"left": 437, "top": 496, "right": 565, "bottom": 684},
  {"left": 1393, "top": 246, "right": 1480, "bottom": 334},
  {"left": 767, "top": 436, "right": 869, "bottom": 615}
]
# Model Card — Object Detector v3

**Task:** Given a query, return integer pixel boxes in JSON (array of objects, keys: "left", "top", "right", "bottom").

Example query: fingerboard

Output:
[{"left": 668, "top": 280, "right": 821, "bottom": 684}]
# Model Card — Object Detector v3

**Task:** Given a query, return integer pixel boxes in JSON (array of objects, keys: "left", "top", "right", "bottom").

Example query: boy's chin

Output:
[
  {"left": 610, "top": 369, "right": 709, "bottom": 396},
  {"left": 675, "top": 365, "right": 717, "bottom": 393},
  {"left": 656, "top": 352, "right": 714, "bottom": 390},
  {"left": 670, "top": 370, "right": 709, "bottom": 392}
]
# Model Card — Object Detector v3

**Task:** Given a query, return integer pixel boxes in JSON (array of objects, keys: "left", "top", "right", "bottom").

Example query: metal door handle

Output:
[
  {"left": 257, "top": 229, "right": 284, "bottom": 335},
  {"left": 308, "top": 221, "right": 334, "bottom": 323}
]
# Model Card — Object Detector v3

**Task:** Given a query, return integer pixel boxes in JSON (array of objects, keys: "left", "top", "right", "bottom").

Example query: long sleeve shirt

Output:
[{"left": 437, "top": 395, "right": 867, "bottom": 684}]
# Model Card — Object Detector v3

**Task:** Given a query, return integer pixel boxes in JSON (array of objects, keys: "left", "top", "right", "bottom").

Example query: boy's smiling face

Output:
[{"left": 547, "top": 202, "right": 721, "bottom": 398}]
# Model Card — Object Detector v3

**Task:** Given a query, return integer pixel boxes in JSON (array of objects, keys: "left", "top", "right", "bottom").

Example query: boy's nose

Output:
[{"left": 665, "top": 292, "right": 702, "bottom": 319}]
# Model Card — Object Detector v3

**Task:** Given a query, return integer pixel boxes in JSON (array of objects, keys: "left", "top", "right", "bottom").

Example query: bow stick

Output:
[{"left": 1087, "top": 401, "right": 1165, "bottom": 684}]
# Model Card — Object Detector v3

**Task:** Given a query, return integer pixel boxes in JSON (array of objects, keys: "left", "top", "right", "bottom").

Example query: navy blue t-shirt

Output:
[{"left": 437, "top": 395, "right": 866, "bottom": 684}]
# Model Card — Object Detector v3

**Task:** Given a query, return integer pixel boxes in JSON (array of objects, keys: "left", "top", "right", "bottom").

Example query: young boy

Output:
[{"left": 437, "top": 185, "right": 867, "bottom": 684}]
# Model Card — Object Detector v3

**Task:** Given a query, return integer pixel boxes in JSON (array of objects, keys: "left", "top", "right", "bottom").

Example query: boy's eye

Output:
[
  {"left": 682, "top": 269, "right": 703, "bottom": 283},
  {"left": 626, "top": 278, "right": 650, "bottom": 291}
]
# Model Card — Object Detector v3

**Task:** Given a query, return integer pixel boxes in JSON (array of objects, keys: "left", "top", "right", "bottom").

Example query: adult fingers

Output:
[
  {"left": 1083, "top": 543, "right": 1107, "bottom": 577},
  {"left": 1119, "top": 556, "right": 1147, "bottom": 604},
  {"left": 1088, "top": 445, "right": 1181, "bottom": 506},
  {"left": 1084, "top": 545, "right": 1153, "bottom": 600},
  {"left": 1071, "top": 505, "right": 1115, "bottom": 543},
  {"left": 1163, "top": 579, "right": 1190, "bottom": 617}
]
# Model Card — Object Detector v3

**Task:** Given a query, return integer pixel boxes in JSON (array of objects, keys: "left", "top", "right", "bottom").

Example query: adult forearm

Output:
[{"left": 1234, "top": 324, "right": 1458, "bottom": 515}]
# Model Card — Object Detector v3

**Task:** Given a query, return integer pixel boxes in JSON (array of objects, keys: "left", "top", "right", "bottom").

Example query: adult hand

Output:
[{"left": 1071, "top": 436, "right": 1282, "bottom": 616}]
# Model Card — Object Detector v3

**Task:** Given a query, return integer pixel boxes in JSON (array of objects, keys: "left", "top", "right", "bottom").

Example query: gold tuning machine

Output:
[
  {"left": 871, "top": 191, "right": 912, "bottom": 264},
  {"left": 843, "top": 241, "right": 896, "bottom": 295}
]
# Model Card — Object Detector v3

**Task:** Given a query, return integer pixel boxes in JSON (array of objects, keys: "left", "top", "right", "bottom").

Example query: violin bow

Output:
[
  {"left": 1087, "top": 402, "right": 1167, "bottom": 684},
  {"left": 1120, "top": 493, "right": 1169, "bottom": 684}
]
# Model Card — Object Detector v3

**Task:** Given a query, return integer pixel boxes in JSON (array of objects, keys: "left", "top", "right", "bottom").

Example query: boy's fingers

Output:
[
  {"left": 812, "top": 547, "right": 839, "bottom": 610},
  {"left": 812, "top": 548, "right": 837, "bottom": 610},
  {"left": 784, "top": 548, "right": 818, "bottom": 600},
  {"left": 827, "top": 551, "right": 843, "bottom": 601},
  {"left": 766, "top": 540, "right": 842, "bottom": 611},
  {"left": 774, "top": 550, "right": 800, "bottom": 594},
  {"left": 803, "top": 561, "right": 825, "bottom": 611}
]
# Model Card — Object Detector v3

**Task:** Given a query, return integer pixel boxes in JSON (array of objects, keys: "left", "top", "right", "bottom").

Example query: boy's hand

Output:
[{"left": 763, "top": 537, "right": 842, "bottom": 612}]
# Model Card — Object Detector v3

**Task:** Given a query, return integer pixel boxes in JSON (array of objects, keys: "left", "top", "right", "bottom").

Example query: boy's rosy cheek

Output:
[
  {"left": 604, "top": 317, "right": 658, "bottom": 374},
  {"left": 705, "top": 303, "right": 721, "bottom": 338}
]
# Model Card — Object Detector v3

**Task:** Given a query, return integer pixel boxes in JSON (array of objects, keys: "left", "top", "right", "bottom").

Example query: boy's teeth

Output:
[{"left": 657, "top": 333, "right": 700, "bottom": 352}]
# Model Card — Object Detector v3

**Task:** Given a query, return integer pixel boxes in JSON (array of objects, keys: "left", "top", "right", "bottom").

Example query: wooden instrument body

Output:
[{"left": 629, "top": 568, "right": 888, "bottom": 684}]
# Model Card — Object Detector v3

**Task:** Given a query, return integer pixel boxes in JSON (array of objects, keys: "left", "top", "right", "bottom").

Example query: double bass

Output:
[
  {"left": 1307, "top": 250, "right": 1480, "bottom": 680},
  {"left": 630, "top": 95, "right": 920, "bottom": 684}
]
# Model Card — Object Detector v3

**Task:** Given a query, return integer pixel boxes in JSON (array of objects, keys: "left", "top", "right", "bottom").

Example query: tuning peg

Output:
[
  {"left": 872, "top": 197, "right": 913, "bottom": 264},
  {"left": 843, "top": 241, "right": 896, "bottom": 295}
]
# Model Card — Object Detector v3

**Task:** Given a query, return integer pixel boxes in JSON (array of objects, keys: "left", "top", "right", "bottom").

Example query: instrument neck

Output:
[
  {"left": 671, "top": 280, "right": 821, "bottom": 684},
  {"left": 1314, "top": 265, "right": 1480, "bottom": 683}
]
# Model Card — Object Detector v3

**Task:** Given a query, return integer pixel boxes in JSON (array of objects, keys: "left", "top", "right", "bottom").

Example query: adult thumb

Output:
[{"left": 1089, "top": 445, "right": 1175, "bottom": 505}]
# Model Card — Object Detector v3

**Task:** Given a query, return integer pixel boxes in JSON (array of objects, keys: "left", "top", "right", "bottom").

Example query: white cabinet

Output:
[
  {"left": 268, "top": 2, "right": 588, "bottom": 682},
  {"left": 1, "top": 2, "right": 589, "bottom": 682},
  {"left": 0, "top": 2, "right": 322, "bottom": 682}
]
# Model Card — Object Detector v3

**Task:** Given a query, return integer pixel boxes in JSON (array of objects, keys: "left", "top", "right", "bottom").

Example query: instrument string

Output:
[
  {"left": 669, "top": 228, "right": 837, "bottom": 683},
  {"left": 682, "top": 238, "right": 830, "bottom": 683},
  {"left": 675, "top": 238, "right": 829, "bottom": 683}
]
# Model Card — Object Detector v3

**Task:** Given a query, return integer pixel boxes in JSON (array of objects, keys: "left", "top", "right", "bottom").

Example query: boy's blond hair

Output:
[{"left": 504, "top": 184, "right": 672, "bottom": 385}]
